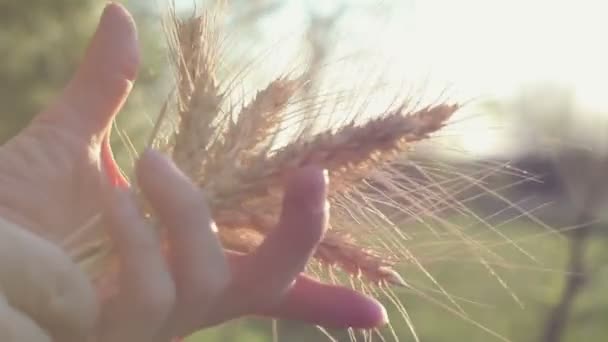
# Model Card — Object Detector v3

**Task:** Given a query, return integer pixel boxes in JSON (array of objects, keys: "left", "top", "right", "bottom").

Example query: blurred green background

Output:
[{"left": 1, "top": 1, "right": 607, "bottom": 341}]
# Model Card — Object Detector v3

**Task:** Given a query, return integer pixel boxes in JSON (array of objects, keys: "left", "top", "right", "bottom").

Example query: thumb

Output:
[{"left": 39, "top": 3, "right": 140, "bottom": 140}]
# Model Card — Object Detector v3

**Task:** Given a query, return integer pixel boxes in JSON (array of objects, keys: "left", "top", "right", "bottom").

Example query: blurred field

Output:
[{"left": 186, "top": 221, "right": 608, "bottom": 342}]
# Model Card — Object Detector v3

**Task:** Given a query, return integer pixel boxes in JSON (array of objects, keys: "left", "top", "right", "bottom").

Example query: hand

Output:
[
  {"left": 0, "top": 3, "right": 388, "bottom": 341},
  {"left": 97, "top": 149, "right": 374, "bottom": 340}
]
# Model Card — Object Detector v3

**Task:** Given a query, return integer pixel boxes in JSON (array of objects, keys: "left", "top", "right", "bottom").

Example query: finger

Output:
[
  {"left": 0, "top": 297, "right": 51, "bottom": 342},
  {"left": 229, "top": 166, "right": 328, "bottom": 312},
  {"left": 259, "top": 275, "right": 389, "bottom": 329},
  {"left": 37, "top": 3, "right": 139, "bottom": 140},
  {"left": 137, "top": 149, "right": 230, "bottom": 334},
  {"left": 0, "top": 217, "right": 98, "bottom": 341},
  {"left": 216, "top": 252, "right": 388, "bottom": 330},
  {"left": 99, "top": 182, "right": 175, "bottom": 341}
]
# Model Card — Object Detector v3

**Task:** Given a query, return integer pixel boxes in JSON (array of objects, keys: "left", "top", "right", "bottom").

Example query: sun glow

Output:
[{"left": 176, "top": 0, "right": 608, "bottom": 155}]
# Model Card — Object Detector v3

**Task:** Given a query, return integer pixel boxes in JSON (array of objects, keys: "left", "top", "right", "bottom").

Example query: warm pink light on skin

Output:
[{"left": 261, "top": 275, "right": 389, "bottom": 329}]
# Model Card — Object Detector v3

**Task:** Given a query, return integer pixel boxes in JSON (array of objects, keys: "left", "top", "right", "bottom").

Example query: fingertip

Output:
[
  {"left": 135, "top": 149, "right": 185, "bottom": 201},
  {"left": 266, "top": 276, "right": 389, "bottom": 329},
  {"left": 135, "top": 148, "right": 210, "bottom": 231},
  {"left": 284, "top": 166, "right": 327, "bottom": 209},
  {"left": 78, "top": 1, "right": 139, "bottom": 91},
  {"left": 281, "top": 165, "right": 329, "bottom": 244},
  {"left": 42, "top": 2, "right": 140, "bottom": 138},
  {"left": 97, "top": 2, "right": 140, "bottom": 80}
]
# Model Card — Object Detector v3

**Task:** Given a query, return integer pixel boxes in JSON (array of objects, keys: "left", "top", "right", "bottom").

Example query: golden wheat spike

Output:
[
  {"left": 223, "top": 76, "right": 303, "bottom": 164},
  {"left": 208, "top": 103, "right": 458, "bottom": 208},
  {"left": 315, "top": 232, "right": 407, "bottom": 286},
  {"left": 165, "top": 7, "right": 224, "bottom": 180}
]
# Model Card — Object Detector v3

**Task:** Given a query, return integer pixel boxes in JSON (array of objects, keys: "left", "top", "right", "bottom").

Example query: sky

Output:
[{"left": 175, "top": 0, "right": 608, "bottom": 156}]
